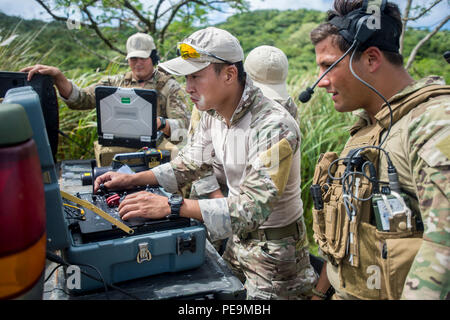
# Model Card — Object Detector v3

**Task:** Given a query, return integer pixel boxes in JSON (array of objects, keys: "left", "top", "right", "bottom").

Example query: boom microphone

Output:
[
  {"left": 299, "top": 87, "right": 314, "bottom": 103},
  {"left": 299, "top": 37, "right": 358, "bottom": 103}
]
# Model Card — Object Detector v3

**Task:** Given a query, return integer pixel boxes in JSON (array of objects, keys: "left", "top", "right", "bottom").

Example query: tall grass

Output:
[
  {"left": 288, "top": 73, "right": 356, "bottom": 254},
  {"left": 0, "top": 21, "right": 54, "bottom": 71}
]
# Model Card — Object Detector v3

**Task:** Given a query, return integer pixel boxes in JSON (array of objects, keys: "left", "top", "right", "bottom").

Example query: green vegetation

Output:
[{"left": 1, "top": 8, "right": 448, "bottom": 253}]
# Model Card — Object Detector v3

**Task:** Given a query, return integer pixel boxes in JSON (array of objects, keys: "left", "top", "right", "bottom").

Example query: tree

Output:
[
  {"left": 34, "top": 0, "right": 249, "bottom": 58},
  {"left": 399, "top": 0, "right": 450, "bottom": 70}
]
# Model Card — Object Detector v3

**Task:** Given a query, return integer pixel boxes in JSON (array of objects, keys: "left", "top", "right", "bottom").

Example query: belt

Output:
[{"left": 246, "top": 221, "right": 299, "bottom": 241}]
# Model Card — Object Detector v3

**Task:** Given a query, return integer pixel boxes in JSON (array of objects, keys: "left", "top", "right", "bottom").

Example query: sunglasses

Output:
[{"left": 177, "top": 43, "right": 232, "bottom": 64}]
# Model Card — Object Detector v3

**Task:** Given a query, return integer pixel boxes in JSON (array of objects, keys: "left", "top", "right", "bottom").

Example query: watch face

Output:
[{"left": 169, "top": 194, "right": 183, "bottom": 205}]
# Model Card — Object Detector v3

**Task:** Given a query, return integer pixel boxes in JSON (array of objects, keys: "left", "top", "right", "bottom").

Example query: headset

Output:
[{"left": 150, "top": 49, "right": 160, "bottom": 65}]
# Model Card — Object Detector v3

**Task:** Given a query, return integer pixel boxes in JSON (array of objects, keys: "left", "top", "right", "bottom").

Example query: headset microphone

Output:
[
  {"left": 298, "top": 87, "right": 314, "bottom": 103},
  {"left": 298, "top": 41, "right": 357, "bottom": 103}
]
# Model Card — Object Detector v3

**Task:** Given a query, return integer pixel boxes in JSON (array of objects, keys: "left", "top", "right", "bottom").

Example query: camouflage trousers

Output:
[{"left": 222, "top": 218, "right": 317, "bottom": 300}]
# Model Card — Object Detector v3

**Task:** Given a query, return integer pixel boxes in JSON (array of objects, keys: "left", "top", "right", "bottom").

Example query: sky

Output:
[{"left": 0, "top": 0, "right": 448, "bottom": 30}]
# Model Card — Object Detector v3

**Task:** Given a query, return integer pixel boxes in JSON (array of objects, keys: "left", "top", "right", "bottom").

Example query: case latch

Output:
[
  {"left": 177, "top": 235, "right": 196, "bottom": 255},
  {"left": 137, "top": 242, "right": 152, "bottom": 263}
]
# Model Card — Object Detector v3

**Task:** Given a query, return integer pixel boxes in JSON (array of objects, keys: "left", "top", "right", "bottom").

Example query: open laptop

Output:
[{"left": 96, "top": 86, "right": 162, "bottom": 149}]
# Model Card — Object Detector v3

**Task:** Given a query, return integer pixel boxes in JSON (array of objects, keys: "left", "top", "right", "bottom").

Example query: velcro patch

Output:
[
  {"left": 418, "top": 128, "right": 450, "bottom": 167},
  {"left": 259, "top": 138, "right": 293, "bottom": 196}
]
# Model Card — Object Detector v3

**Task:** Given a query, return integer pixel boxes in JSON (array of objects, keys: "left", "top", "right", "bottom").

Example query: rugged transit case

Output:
[{"left": 60, "top": 161, "right": 207, "bottom": 293}]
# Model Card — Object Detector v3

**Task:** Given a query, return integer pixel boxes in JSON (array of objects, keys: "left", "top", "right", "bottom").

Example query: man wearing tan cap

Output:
[
  {"left": 94, "top": 27, "right": 317, "bottom": 300},
  {"left": 21, "top": 32, "right": 189, "bottom": 166}
]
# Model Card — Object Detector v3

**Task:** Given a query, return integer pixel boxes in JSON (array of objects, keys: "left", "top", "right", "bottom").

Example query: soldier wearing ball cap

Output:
[
  {"left": 21, "top": 32, "right": 190, "bottom": 166},
  {"left": 94, "top": 27, "right": 317, "bottom": 300}
]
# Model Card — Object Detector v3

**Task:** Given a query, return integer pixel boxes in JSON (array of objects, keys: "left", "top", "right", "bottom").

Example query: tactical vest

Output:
[{"left": 312, "top": 84, "right": 450, "bottom": 300}]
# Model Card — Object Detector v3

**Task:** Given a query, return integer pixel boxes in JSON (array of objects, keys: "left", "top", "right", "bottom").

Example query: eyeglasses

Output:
[{"left": 177, "top": 43, "right": 232, "bottom": 64}]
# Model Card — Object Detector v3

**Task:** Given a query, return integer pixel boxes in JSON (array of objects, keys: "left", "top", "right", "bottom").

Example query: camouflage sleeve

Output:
[
  {"left": 277, "top": 97, "right": 298, "bottom": 121},
  {"left": 401, "top": 95, "right": 450, "bottom": 300},
  {"left": 163, "top": 79, "right": 190, "bottom": 142},
  {"left": 191, "top": 175, "right": 221, "bottom": 196},
  {"left": 199, "top": 198, "right": 232, "bottom": 240},
  {"left": 225, "top": 113, "right": 301, "bottom": 239}
]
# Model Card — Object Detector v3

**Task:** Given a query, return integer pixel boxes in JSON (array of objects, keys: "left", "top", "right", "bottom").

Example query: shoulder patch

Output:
[
  {"left": 259, "top": 138, "right": 293, "bottom": 196},
  {"left": 418, "top": 127, "right": 450, "bottom": 167}
]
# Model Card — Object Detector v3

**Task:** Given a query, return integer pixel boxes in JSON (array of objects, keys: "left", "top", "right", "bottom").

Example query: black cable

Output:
[
  {"left": 44, "top": 263, "right": 63, "bottom": 283},
  {"left": 76, "top": 262, "right": 110, "bottom": 300},
  {"left": 349, "top": 48, "right": 393, "bottom": 148},
  {"left": 46, "top": 251, "right": 143, "bottom": 300}
]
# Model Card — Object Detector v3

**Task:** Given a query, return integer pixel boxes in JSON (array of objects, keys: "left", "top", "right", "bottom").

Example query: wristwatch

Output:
[
  {"left": 157, "top": 116, "right": 166, "bottom": 131},
  {"left": 167, "top": 194, "right": 183, "bottom": 219}
]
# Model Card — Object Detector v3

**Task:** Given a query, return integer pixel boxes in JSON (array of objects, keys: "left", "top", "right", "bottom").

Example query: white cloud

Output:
[{"left": 0, "top": 0, "right": 51, "bottom": 20}]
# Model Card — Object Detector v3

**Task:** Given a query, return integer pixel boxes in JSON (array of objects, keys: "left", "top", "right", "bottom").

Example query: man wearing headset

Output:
[
  {"left": 21, "top": 33, "right": 190, "bottom": 166},
  {"left": 307, "top": 0, "right": 449, "bottom": 300}
]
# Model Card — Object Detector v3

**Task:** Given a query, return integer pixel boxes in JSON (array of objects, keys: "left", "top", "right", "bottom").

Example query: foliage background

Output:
[{"left": 1, "top": 8, "right": 449, "bottom": 253}]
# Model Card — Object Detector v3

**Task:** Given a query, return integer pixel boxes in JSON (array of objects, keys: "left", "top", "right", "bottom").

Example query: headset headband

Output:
[{"left": 329, "top": 0, "right": 400, "bottom": 53}]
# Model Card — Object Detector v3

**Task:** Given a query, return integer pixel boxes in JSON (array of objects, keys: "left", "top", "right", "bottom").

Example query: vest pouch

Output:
[
  {"left": 312, "top": 207, "right": 326, "bottom": 247},
  {"left": 326, "top": 201, "right": 350, "bottom": 262},
  {"left": 312, "top": 152, "right": 338, "bottom": 258},
  {"left": 339, "top": 221, "right": 422, "bottom": 300},
  {"left": 381, "top": 236, "right": 422, "bottom": 299},
  {"left": 312, "top": 152, "right": 338, "bottom": 186},
  {"left": 325, "top": 203, "right": 337, "bottom": 241}
]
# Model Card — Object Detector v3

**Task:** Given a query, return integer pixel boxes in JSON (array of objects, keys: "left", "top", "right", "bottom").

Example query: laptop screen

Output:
[{"left": 95, "top": 86, "right": 158, "bottom": 148}]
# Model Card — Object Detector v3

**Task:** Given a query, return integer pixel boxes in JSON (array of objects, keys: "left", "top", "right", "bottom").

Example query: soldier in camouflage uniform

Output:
[
  {"left": 93, "top": 27, "right": 317, "bottom": 300},
  {"left": 187, "top": 45, "right": 300, "bottom": 254},
  {"left": 21, "top": 33, "right": 189, "bottom": 165},
  {"left": 308, "top": 0, "right": 449, "bottom": 300}
]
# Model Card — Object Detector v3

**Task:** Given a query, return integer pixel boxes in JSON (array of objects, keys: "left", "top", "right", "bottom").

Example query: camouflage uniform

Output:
[
  {"left": 274, "top": 97, "right": 298, "bottom": 121},
  {"left": 322, "top": 76, "right": 450, "bottom": 300},
  {"left": 61, "top": 69, "right": 190, "bottom": 163},
  {"left": 151, "top": 76, "right": 317, "bottom": 299},
  {"left": 399, "top": 77, "right": 450, "bottom": 299}
]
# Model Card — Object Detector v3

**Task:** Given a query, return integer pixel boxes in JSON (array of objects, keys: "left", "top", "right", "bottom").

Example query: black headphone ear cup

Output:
[{"left": 150, "top": 50, "right": 160, "bottom": 65}]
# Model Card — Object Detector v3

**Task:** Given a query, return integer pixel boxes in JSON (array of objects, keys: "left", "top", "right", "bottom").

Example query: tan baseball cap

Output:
[
  {"left": 126, "top": 33, "right": 156, "bottom": 60},
  {"left": 159, "top": 27, "right": 244, "bottom": 76},
  {"left": 244, "top": 45, "right": 289, "bottom": 100}
]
